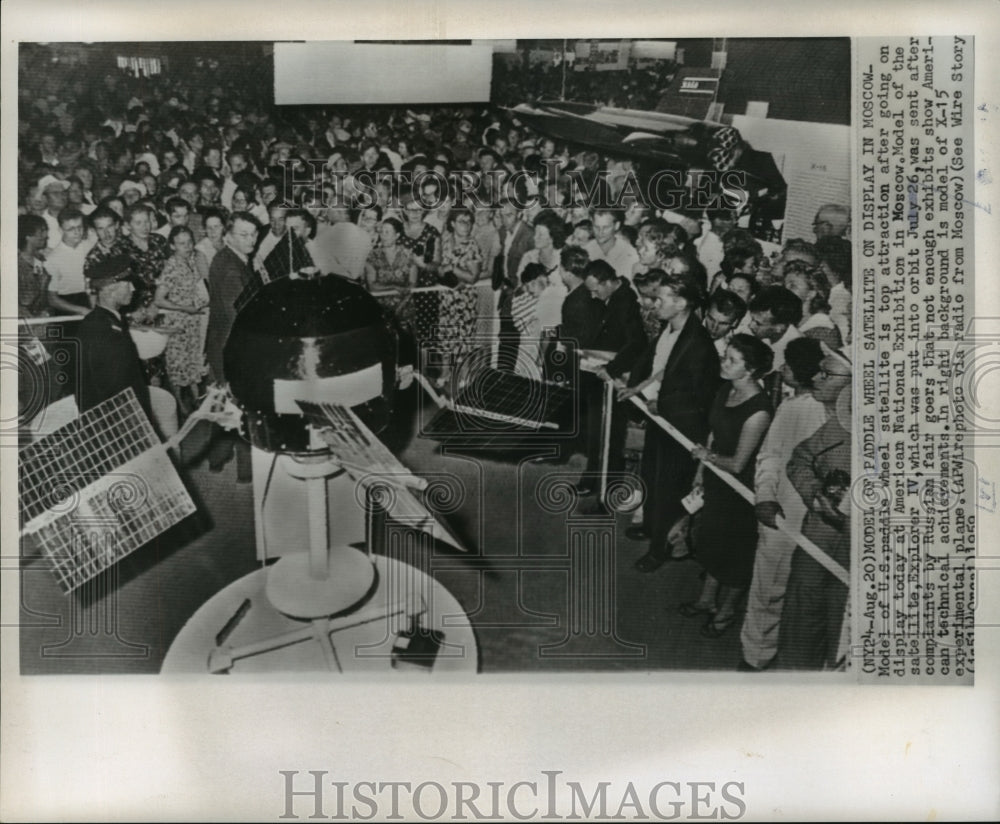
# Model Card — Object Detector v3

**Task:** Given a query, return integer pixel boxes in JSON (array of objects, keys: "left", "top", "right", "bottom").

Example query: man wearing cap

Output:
[
  {"left": 76, "top": 255, "right": 151, "bottom": 417},
  {"left": 38, "top": 174, "right": 70, "bottom": 251},
  {"left": 45, "top": 207, "right": 96, "bottom": 316}
]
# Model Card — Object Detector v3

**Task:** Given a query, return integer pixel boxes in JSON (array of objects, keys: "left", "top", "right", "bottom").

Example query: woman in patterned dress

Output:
[
  {"left": 436, "top": 206, "right": 483, "bottom": 388},
  {"left": 398, "top": 195, "right": 442, "bottom": 347},
  {"left": 154, "top": 226, "right": 209, "bottom": 416},
  {"left": 365, "top": 217, "right": 418, "bottom": 324},
  {"left": 122, "top": 202, "right": 170, "bottom": 385},
  {"left": 122, "top": 202, "right": 169, "bottom": 312}
]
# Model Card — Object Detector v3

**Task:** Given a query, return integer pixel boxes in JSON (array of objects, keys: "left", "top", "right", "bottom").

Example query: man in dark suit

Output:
[
  {"left": 205, "top": 212, "right": 261, "bottom": 383},
  {"left": 494, "top": 200, "right": 535, "bottom": 371},
  {"left": 76, "top": 254, "right": 151, "bottom": 418},
  {"left": 546, "top": 246, "right": 603, "bottom": 456},
  {"left": 577, "top": 259, "right": 648, "bottom": 494},
  {"left": 204, "top": 211, "right": 261, "bottom": 479},
  {"left": 557, "top": 245, "right": 601, "bottom": 354},
  {"left": 620, "top": 267, "right": 721, "bottom": 572}
]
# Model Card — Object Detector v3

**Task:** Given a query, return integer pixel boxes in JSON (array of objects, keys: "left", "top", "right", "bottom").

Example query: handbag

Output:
[
  {"left": 438, "top": 269, "right": 460, "bottom": 289},
  {"left": 667, "top": 512, "right": 697, "bottom": 560}
]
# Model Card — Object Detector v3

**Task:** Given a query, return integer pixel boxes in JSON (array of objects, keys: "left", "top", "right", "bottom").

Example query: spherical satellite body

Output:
[{"left": 224, "top": 276, "right": 397, "bottom": 454}]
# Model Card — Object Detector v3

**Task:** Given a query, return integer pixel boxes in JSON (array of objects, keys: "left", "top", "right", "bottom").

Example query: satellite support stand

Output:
[{"left": 264, "top": 454, "right": 377, "bottom": 619}]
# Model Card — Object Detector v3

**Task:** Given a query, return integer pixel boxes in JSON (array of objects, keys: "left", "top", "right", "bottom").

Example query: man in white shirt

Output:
[
  {"left": 816, "top": 236, "right": 852, "bottom": 345},
  {"left": 739, "top": 337, "right": 828, "bottom": 671},
  {"left": 45, "top": 207, "right": 96, "bottom": 316},
  {"left": 38, "top": 174, "right": 70, "bottom": 251},
  {"left": 255, "top": 203, "right": 287, "bottom": 270},
  {"left": 630, "top": 280, "right": 684, "bottom": 403},
  {"left": 584, "top": 208, "right": 639, "bottom": 284},
  {"left": 695, "top": 208, "right": 736, "bottom": 285}
]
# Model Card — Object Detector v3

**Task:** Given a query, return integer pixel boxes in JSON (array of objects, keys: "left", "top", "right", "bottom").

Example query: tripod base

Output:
[{"left": 266, "top": 546, "right": 376, "bottom": 619}]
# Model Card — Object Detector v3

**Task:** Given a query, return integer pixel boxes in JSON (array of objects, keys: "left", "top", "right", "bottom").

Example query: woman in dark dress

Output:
[{"left": 683, "top": 333, "right": 774, "bottom": 637}]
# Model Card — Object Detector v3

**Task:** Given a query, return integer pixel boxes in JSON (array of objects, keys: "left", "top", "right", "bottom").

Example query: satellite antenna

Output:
[{"left": 19, "top": 388, "right": 197, "bottom": 594}]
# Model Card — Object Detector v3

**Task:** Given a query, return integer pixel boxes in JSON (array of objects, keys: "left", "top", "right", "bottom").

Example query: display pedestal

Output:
[
  {"left": 263, "top": 455, "right": 376, "bottom": 619},
  {"left": 251, "top": 449, "right": 365, "bottom": 564},
  {"left": 265, "top": 546, "right": 376, "bottom": 620},
  {"left": 161, "top": 556, "right": 478, "bottom": 674}
]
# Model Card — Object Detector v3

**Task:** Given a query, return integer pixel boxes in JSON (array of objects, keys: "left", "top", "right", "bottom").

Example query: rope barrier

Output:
[{"left": 622, "top": 393, "right": 850, "bottom": 586}]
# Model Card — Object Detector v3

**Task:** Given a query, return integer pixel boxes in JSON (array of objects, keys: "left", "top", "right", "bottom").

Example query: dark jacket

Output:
[
  {"left": 205, "top": 245, "right": 253, "bottom": 383},
  {"left": 558, "top": 281, "right": 603, "bottom": 350},
  {"left": 493, "top": 221, "right": 534, "bottom": 291},
  {"left": 592, "top": 281, "right": 647, "bottom": 378},
  {"left": 77, "top": 306, "right": 151, "bottom": 416},
  {"left": 629, "top": 311, "right": 720, "bottom": 443}
]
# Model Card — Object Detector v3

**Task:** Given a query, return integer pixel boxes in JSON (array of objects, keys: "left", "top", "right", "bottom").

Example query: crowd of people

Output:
[
  {"left": 490, "top": 51, "right": 680, "bottom": 109},
  {"left": 16, "top": 48, "right": 854, "bottom": 671}
]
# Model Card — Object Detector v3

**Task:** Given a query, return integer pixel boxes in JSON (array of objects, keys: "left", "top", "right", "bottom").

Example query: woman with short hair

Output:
[
  {"left": 155, "top": 226, "right": 210, "bottom": 416},
  {"left": 783, "top": 260, "right": 842, "bottom": 348},
  {"left": 684, "top": 333, "right": 775, "bottom": 637},
  {"left": 436, "top": 206, "right": 483, "bottom": 388}
]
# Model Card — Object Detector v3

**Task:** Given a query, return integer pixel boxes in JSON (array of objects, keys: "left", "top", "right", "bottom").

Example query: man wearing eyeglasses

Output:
[
  {"left": 812, "top": 204, "right": 850, "bottom": 242},
  {"left": 776, "top": 348, "right": 853, "bottom": 670}
]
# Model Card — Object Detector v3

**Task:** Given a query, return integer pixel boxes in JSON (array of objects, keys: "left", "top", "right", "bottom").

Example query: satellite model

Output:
[{"left": 21, "top": 275, "right": 474, "bottom": 674}]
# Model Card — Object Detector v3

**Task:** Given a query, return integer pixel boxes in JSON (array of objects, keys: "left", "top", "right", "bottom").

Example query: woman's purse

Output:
[
  {"left": 667, "top": 513, "right": 697, "bottom": 561},
  {"left": 437, "top": 269, "right": 460, "bottom": 289}
]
